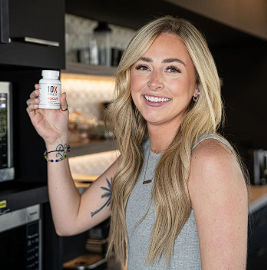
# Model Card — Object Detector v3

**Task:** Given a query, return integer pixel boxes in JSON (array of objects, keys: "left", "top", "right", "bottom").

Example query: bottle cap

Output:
[{"left": 42, "top": 70, "right": 59, "bottom": 79}]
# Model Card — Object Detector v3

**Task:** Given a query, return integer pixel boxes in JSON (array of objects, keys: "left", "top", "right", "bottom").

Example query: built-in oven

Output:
[{"left": 0, "top": 204, "right": 42, "bottom": 269}]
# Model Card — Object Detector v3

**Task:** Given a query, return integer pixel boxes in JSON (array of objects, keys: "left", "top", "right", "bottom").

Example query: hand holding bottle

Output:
[{"left": 26, "top": 84, "right": 69, "bottom": 146}]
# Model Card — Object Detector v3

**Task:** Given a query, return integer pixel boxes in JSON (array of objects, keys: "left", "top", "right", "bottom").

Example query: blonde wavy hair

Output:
[{"left": 106, "top": 16, "right": 236, "bottom": 266}]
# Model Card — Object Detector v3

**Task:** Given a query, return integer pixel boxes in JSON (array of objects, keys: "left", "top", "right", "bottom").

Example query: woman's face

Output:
[{"left": 130, "top": 33, "right": 199, "bottom": 132}]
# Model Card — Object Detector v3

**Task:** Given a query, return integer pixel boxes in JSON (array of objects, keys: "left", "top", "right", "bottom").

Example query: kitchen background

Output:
[
  {"left": 62, "top": 14, "right": 135, "bottom": 176},
  {"left": 59, "top": 15, "right": 136, "bottom": 269},
  {"left": 0, "top": 0, "right": 267, "bottom": 269}
]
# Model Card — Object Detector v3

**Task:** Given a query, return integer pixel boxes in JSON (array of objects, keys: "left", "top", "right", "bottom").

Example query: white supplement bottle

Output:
[{"left": 39, "top": 70, "right": 61, "bottom": 109}]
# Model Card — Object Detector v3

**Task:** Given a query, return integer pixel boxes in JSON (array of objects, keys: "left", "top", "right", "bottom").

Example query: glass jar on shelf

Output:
[{"left": 93, "top": 22, "right": 112, "bottom": 66}]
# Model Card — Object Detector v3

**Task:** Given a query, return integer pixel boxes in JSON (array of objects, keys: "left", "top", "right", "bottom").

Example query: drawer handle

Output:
[
  {"left": 0, "top": 0, "right": 10, "bottom": 44},
  {"left": 19, "top": 37, "right": 60, "bottom": 47}
]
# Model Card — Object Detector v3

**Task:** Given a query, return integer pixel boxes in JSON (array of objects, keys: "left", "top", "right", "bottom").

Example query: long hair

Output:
[{"left": 105, "top": 16, "right": 241, "bottom": 266}]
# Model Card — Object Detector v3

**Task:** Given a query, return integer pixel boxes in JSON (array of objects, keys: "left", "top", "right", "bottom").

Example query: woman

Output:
[{"left": 27, "top": 16, "right": 248, "bottom": 269}]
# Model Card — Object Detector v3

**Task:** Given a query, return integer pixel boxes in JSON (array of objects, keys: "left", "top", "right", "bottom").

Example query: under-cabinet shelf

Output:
[
  {"left": 69, "top": 140, "right": 118, "bottom": 158},
  {"left": 61, "top": 62, "right": 117, "bottom": 77}
]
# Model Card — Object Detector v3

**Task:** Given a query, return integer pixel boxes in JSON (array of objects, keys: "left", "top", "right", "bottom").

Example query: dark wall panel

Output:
[{"left": 212, "top": 42, "right": 267, "bottom": 156}]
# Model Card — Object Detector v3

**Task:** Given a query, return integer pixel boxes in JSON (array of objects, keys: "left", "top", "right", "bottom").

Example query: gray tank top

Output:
[{"left": 125, "top": 134, "right": 231, "bottom": 269}]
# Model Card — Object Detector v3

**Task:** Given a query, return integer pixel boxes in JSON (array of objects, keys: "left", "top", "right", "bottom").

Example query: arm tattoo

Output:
[
  {"left": 55, "top": 143, "right": 68, "bottom": 158},
  {"left": 91, "top": 178, "right": 113, "bottom": 217}
]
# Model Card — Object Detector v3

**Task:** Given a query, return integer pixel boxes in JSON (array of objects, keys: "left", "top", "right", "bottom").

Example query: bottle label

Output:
[{"left": 39, "top": 84, "right": 61, "bottom": 108}]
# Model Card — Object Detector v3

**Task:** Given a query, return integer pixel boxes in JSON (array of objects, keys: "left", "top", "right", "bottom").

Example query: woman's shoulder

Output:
[
  {"left": 189, "top": 134, "right": 245, "bottom": 194},
  {"left": 192, "top": 134, "right": 233, "bottom": 153},
  {"left": 191, "top": 135, "right": 237, "bottom": 176}
]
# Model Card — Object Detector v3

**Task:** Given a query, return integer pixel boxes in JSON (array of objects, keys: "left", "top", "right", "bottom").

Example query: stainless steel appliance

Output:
[
  {"left": 0, "top": 204, "right": 42, "bottom": 269},
  {"left": 250, "top": 149, "right": 267, "bottom": 185},
  {"left": 0, "top": 81, "right": 14, "bottom": 182}
]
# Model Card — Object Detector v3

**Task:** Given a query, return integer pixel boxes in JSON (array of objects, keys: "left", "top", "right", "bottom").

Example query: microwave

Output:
[
  {"left": 0, "top": 81, "right": 14, "bottom": 182},
  {"left": 0, "top": 204, "right": 42, "bottom": 269}
]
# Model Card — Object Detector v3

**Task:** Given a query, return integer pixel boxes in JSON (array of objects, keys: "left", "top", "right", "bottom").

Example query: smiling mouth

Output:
[{"left": 144, "top": 95, "right": 171, "bottom": 103}]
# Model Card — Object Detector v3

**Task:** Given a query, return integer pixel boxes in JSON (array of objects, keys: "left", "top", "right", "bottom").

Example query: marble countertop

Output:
[{"left": 249, "top": 185, "right": 267, "bottom": 214}]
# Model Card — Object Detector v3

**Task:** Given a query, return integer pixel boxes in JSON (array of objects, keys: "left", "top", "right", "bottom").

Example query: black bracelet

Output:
[{"left": 44, "top": 145, "right": 70, "bottom": 162}]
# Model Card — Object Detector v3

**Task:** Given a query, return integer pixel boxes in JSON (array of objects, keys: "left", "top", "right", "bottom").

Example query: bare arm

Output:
[
  {"left": 188, "top": 139, "right": 248, "bottom": 270},
  {"left": 47, "top": 148, "right": 119, "bottom": 236},
  {"left": 26, "top": 86, "right": 118, "bottom": 236}
]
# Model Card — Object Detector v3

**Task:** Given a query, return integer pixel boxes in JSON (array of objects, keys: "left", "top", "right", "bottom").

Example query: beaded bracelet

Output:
[
  {"left": 44, "top": 153, "right": 68, "bottom": 162},
  {"left": 44, "top": 145, "right": 70, "bottom": 162}
]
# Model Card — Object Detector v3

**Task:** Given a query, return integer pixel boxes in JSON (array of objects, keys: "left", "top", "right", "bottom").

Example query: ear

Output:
[{"left": 193, "top": 84, "right": 201, "bottom": 98}]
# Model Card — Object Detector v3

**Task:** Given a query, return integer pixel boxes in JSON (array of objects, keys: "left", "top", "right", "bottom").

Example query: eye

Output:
[
  {"left": 166, "top": 65, "right": 181, "bottom": 73},
  {"left": 135, "top": 64, "right": 149, "bottom": 71}
]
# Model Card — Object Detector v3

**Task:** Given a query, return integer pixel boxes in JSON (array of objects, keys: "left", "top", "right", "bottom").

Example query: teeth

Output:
[{"left": 144, "top": 95, "right": 170, "bottom": 103}]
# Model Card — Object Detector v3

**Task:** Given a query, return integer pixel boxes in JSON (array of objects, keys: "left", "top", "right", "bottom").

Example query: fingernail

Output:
[
  {"left": 34, "top": 104, "right": 38, "bottom": 108},
  {"left": 35, "top": 99, "right": 38, "bottom": 102}
]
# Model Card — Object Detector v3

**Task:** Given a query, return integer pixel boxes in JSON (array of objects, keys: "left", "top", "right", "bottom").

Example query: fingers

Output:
[
  {"left": 27, "top": 87, "right": 41, "bottom": 115},
  {"left": 26, "top": 97, "right": 40, "bottom": 114},
  {"left": 26, "top": 97, "right": 40, "bottom": 107},
  {"left": 60, "top": 92, "right": 68, "bottom": 112},
  {"left": 27, "top": 90, "right": 40, "bottom": 107},
  {"left": 30, "top": 89, "right": 39, "bottom": 99}
]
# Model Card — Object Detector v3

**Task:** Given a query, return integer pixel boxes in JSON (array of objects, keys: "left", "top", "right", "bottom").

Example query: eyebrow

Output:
[{"left": 138, "top": 57, "right": 186, "bottom": 67}]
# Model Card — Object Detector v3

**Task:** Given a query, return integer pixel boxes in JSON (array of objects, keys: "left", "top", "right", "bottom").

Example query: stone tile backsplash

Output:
[
  {"left": 65, "top": 14, "right": 136, "bottom": 63},
  {"left": 61, "top": 74, "right": 115, "bottom": 120},
  {"left": 69, "top": 150, "right": 120, "bottom": 176}
]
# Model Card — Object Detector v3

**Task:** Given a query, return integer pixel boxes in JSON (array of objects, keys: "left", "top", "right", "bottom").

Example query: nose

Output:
[{"left": 147, "top": 71, "right": 164, "bottom": 91}]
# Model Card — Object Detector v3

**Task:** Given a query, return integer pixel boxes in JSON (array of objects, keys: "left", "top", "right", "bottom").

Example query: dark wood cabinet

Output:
[
  {"left": 247, "top": 205, "right": 267, "bottom": 270},
  {"left": 0, "top": 0, "right": 65, "bottom": 69},
  {"left": 0, "top": 1, "right": 65, "bottom": 269}
]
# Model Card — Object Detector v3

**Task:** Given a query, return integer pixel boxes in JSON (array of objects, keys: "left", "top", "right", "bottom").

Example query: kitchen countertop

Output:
[{"left": 249, "top": 185, "right": 267, "bottom": 214}]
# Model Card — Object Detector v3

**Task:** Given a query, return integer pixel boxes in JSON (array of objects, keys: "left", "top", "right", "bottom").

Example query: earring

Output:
[
  {"left": 193, "top": 91, "right": 200, "bottom": 102},
  {"left": 193, "top": 96, "right": 198, "bottom": 102}
]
